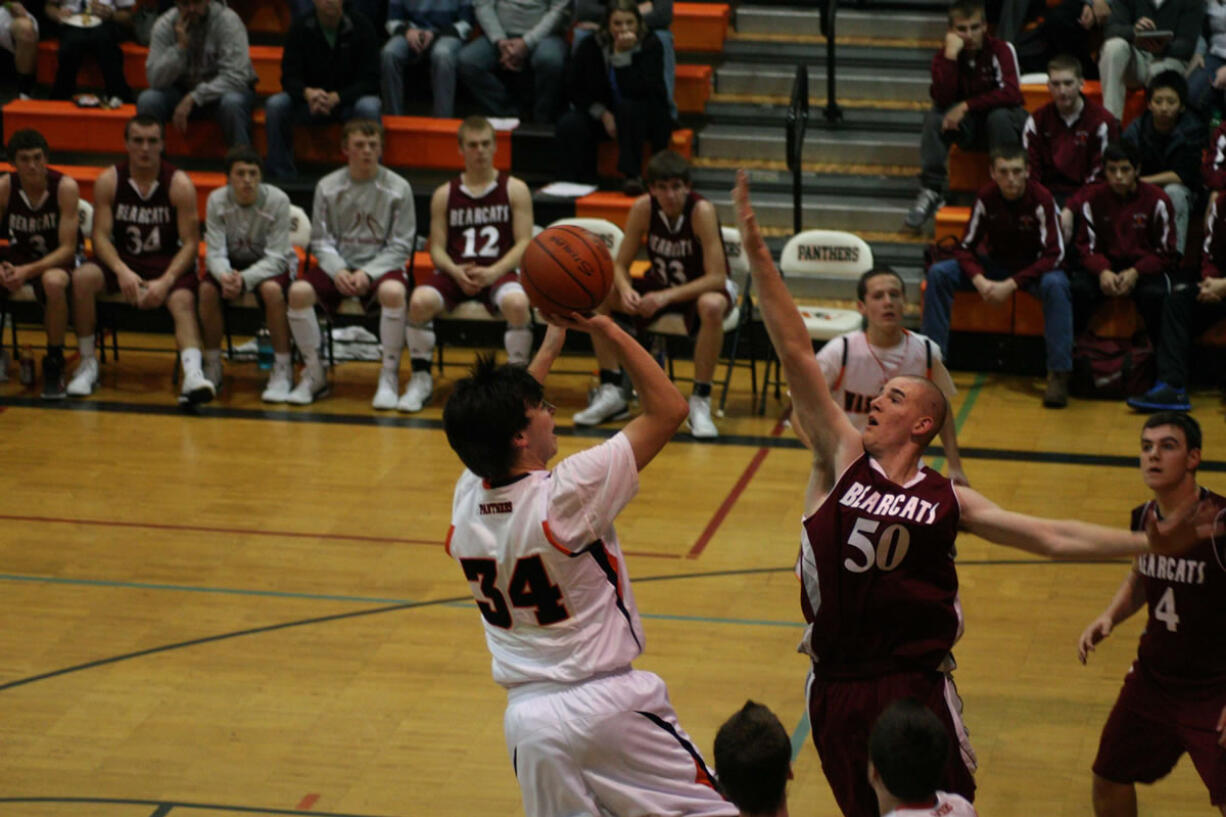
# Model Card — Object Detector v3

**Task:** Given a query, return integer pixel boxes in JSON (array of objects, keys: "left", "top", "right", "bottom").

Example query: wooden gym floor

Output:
[{"left": 1, "top": 329, "right": 1223, "bottom": 817}]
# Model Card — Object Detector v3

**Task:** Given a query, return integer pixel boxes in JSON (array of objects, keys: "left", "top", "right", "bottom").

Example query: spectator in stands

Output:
[
  {"left": 0, "top": 2, "right": 38, "bottom": 99},
  {"left": 1125, "top": 196, "right": 1226, "bottom": 411},
  {"left": 380, "top": 0, "right": 474, "bottom": 118},
  {"left": 45, "top": 0, "right": 135, "bottom": 104},
  {"left": 904, "top": 0, "right": 1027, "bottom": 232},
  {"left": 1121, "top": 69, "right": 1204, "bottom": 254},
  {"left": 67, "top": 114, "right": 214, "bottom": 406},
  {"left": 456, "top": 0, "right": 568, "bottom": 123},
  {"left": 868, "top": 699, "right": 978, "bottom": 817},
  {"left": 1022, "top": 53, "right": 1119, "bottom": 241},
  {"left": 137, "top": 0, "right": 257, "bottom": 148},
  {"left": 573, "top": 0, "right": 676, "bottom": 122},
  {"left": 1012, "top": 0, "right": 1110, "bottom": 80},
  {"left": 922, "top": 146, "right": 1072, "bottom": 407},
  {"left": 266, "top": 0, "right": 381, "bottom": 181},
  {"left": 713, "top": 701, "right": 792, "bottom": 817},
  {"left": 1096, "top": 0, "right": 1201, "bottom": 120},
  {"left": 0, "top": 129, "right": 81, "bottom": 399},
  {"left": 197, "top": 146, "right": 297, "bottom": 403},
  {"left": 1186, "top": 1, "right": 1226, "bottom": 119},
  {"left": 1204, "top": 116, "right": 1226, "bottom": 195},
  {"left": 285, "top": 119, "right": 416, "bottom": 409},
  {"left": 556, "top": 0, "right": 671, "bottom": 194},
  {"left": 1071, "top": 140, "right": 1177, "bottom": 341}
]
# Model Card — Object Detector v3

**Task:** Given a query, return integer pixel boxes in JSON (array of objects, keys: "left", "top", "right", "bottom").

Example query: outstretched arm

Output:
[
  {"left": 732, "top": 171, "right": 861, "bottom": 480},
  {"left": 1077, "top": 569, "right": 1144, "bottom": 664}
]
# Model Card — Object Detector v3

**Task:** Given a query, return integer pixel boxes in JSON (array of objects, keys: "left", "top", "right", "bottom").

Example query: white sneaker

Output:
[
  {"left": 573, "top": 382, "right": 630, "bottom": 426},
  {"left": 286, "top": 364, "right": 329, "bottom": 405},
  {"left": 397, "top": 370, "right": 433, "bottom": 413},
  {"left": 204, "top": 358, "right": 223, "bottom": 392},
  {"left": 261, "top": 365, "right": 293, "bottom": 403},
  {"left": 687, "top": 394, "right": 718, "bottom": 439},
  {"left": 180, "top": 368, "right": 216, "bottom": 406},
  {"left": 372, "top": 370, "right": 399, "bottom": 410},
  {"left": 66, "top": 356, "right": 99, "bottom": 397}
]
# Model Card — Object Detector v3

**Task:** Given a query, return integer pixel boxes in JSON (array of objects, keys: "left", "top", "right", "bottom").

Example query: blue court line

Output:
[{"left": 0, "top": 573, "right": 414, "bottom": 605}]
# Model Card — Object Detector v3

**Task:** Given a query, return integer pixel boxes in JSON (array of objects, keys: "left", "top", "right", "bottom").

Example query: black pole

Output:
[
  {"left": 785, "top": 64, "right": 809, "bottom": 236},
  {"left": 820, "top": 0, "right": 842, "bottom": 123}
]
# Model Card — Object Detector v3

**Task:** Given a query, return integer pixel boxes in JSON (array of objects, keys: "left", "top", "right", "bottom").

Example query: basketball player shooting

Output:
[{"left": 732, "top": 169, "right": 1218, "bottom": 817}]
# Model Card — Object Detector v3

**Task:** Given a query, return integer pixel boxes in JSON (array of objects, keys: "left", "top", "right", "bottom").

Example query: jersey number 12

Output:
[{"left": 461, "top": 555, "right": 570, "bottom": 628}]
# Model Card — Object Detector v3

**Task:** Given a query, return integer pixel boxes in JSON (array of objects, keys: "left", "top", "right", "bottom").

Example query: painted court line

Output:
[{"left": 0, "top": 797, "right": 401, "bottom": 817}]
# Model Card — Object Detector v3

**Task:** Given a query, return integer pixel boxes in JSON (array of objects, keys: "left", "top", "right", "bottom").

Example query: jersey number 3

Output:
[{"left": 461, "top": 555, "right": 570, "bottom": 628}]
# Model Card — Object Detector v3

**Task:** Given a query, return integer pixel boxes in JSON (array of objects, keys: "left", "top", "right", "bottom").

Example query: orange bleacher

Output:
[
  {"left": 595, "top": 128, "right": 694, "bottom": 180},
  {"left": 672, "top": 3, "right": 730, "bottom": 53},
  {"left": 3, "top": 101, "right": 514, "bottom": 171}
]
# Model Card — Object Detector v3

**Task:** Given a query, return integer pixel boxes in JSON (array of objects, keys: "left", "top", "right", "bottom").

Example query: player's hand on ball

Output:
[{"left": 1077, "top": 615, "right": 1113, "bottom": 664}]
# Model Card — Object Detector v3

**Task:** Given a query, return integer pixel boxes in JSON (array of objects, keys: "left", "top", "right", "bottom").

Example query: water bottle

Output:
[
  {"left": 256, "top": 328, "right": 274, "bottom": 371},
  {"left": 18, "top": 345, "right": 34, "bottom": 386}
]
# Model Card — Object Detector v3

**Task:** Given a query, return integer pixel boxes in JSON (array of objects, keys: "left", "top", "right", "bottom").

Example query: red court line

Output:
[
  {"left": 296, "top": 793, "right": 320, "bottom": 811},
  {"left": 0, "top": 513, "right": 682, "bottom": 558},
  {"left": 687, "top": 413, "right": 790, "bottom": 559}
]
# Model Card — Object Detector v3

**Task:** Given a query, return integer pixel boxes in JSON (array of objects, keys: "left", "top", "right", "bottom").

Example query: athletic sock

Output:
[
  {"left": 693, "top": 382, "right": 712, "bottom": 398},
  {"left": 204, "top": 349, "right": 222, "bottom": 368},
  {"left": 46, "top": 344, "right": 64, "bottom": 362},
  {"left": 599, "top": 368, "right": 622, "bottom": 386},
  {"left": 405, "top": 320, "right": 435, "bottom": 363},
  {"left": 78, "top": 333, "right": 95, "bottom": 361},
  {"left": 380, "top": 306, "right": 406, "bottom": 374},
  {"left": 411, "top": 357, "right": 432, "bottom": 373},
  {"left": 504, "top": 325, "right": 532, "bottom": 367},
  {"left": 287, "top": 307, "right": 321, "bottom": 370},
  {"left": 273, "top": 352, "right": 291, "bottom": 369},
  {"left": 181, "top": 347, "right": 203, "bottom": 377}
]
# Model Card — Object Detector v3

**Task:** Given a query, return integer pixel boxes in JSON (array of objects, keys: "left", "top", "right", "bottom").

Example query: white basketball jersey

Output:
[
  {"left": 815, "top": 330, "right": 943, "bottom": 431},
  {"left": 447, "top": 433, "right": 645, "bottom": 687},
  {"left": 884, "top": 792, "right": 978, "bottom": 817}
]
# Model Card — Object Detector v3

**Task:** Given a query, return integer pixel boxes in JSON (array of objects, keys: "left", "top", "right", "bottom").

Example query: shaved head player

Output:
[{"left": 732, "top": 170, "right": 1212, "bottom": 817}]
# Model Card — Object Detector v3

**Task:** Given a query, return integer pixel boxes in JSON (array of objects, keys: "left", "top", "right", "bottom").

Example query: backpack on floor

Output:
[{"left": 1069, "top": 332, "right": 1156, "bottom": 398}]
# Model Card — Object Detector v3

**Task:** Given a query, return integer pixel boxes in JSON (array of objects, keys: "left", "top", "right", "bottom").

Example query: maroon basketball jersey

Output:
[
  {"left": 800, "top": 454, "right": 962, "bottom": 679},
  {"left": 5, "top": 168, "right": 65, "bottom": 264},
  {"left": 445, "top": 172, "right": 515, "bottom": 267},
  {"left": 642, "top": 191, "right": 726, "bottom": 293},
  {"left": 1129, "top": 489, "right": 1226, "bottom": 688},
  {"left": 112, "top": 160, "right": 181, "bottom": 276}
]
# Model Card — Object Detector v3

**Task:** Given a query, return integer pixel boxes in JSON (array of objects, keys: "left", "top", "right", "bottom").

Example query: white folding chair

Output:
[{"left": 760, "top": 229, "right": 873, "bottom": 412}]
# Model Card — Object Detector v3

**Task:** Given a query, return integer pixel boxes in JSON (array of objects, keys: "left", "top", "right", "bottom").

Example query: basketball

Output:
[{"left": 520, "top": 225, "right": 614, "bottom": 313}]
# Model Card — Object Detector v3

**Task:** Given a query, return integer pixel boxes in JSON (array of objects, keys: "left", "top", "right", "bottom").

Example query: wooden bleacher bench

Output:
[{"left": 2, "top": 101, "right": 514, "bottom": 171}]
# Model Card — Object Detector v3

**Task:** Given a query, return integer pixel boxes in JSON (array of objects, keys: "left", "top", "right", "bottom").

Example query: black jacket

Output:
[
  {"left": 1123, "top": 109, "right": 1205, "bottom": 190},
  {"left": 568, "top": 31, "right": 669, "bottom": 120},
  {"left": 280, "top": 11, "right": 380, "bottom": 106}
]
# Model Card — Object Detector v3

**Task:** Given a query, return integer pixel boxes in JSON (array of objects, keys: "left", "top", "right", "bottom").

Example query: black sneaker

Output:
[
  {"left": 41, "top": 355, "right": 66, "bottom": 400},
  {"left": 1125, "top": 382, "right": 1191, "bottom": 412}
]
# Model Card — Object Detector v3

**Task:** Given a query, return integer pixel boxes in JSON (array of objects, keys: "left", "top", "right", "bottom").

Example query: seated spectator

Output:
[
  {"left": 1096, "top": 0, "right": 1200, "bottom": 120},
  {"left": 904, "top": 0, "right": 1027, "bottom": 231},
  {"left": 0, "top": 2, "right": 38, "bottom": 99},
  {"left": 922, "top": 146, "right": 1071, "bottom": 407},
  {"left": 573, "top": 150, "right": 733, "bottom": 439},
  {"left": 556, "top": 0, "right": 671, "bottom": 193},
  {"left": 1022, "top": 53, "right": 1119, "bottom": 240},
  {"left": 868, "top": 698, "right": 978, "bottom": 817},
  {"left": 1187, "top": 0, "right": 1226, "bottom": 118},
  {"left": 1070, "top": 140, "right": 1177, "bottom": 342},
  {"left": 380, "top": 0, "right": 474, "bottom": 118},
  {"left": 67, "top": 115, "right": 213, "bottom": 406},
  {"left": 0, "top": 129, "right": 81, "bottom": 399},
  {"left": 573, "top": 0, "right": 676, "bottom": 121},
  {"left": 285, "top": 120, "right": 416, "bottom": 409},
  {"left": 403, "top": 116, "right": 533, "bottom": 413},
  {"left": 456, "top": 0, "right": 568, "bottom": 123},
  {"left": 1012, "top": 0, "right": 1110, "bottom": 79},
  {"left": 45, "top": 0, "right": 134, "bottom": 104},
  {"left": 1122, "top": 69, "right": 1204, "bottom": 254},
  {"left": 136, "top": 0, "right": 257, "bottom": 149},
  {"left": 713, "top": 701, "right": 792, "bottom": 817},
  {"left": 1126, "top": 197, "right": 1226, "bottom": 411},
  {"left": 197, "top": 146, "right": 297, "bottom": 403},
  {"left": 1204, "top": 114, "right": 1226, "bottom": 196},
  {"left": 266, "top": 0, "right": 381, "bottom": 181}
]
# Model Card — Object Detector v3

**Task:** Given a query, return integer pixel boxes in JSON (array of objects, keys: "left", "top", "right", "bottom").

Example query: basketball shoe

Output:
[
  {"left": 687, "top": 394, "right": 718, "bottom": 438},
  {"left": 66, "top": 356, "right": 99, "bottom": 397},
  {"left": 398, "top": 370, "right": 433, "bottom": 413},
  {"left": 261, "top": 362, "right": 293, "bottom": 403},
  {"left": 42, "top": 354, "right": 66, "bottom": 400},
  {"left": 180, "top": 368, "right": 216, "bottom": 406},
  {"left": 372, "top": 370, "right": 400, "bottom": 410},
  {"left": 573, "top": 382, "right": 630, "bottom": 426},
  {"left": 286, "top": 362, "right": 329, "bottom": 405}
]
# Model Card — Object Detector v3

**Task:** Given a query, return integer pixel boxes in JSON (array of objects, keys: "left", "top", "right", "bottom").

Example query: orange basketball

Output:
[{"left": 521, "top": 225, "right": 614, "bottom": 313}]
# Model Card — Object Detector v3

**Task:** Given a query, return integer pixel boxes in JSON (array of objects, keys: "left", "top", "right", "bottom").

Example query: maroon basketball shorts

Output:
[
  {"left": 3, "top": 249, "right": 76, "bottom": 303},
  {"left": 1093, "top": 662, "right": 1226, "bottom": 804},
  {"left": 97, "top": 255, "right": 199, "bottom": 296},
  {"left": 419, "top": 268, "right": 523, "bottom": 315},
  {"left": 807, "top": 669, "right": 977, "bottom": 817},
  {"left": 298, "top": 266, "right": 409, "bottom": 315},
  {"left": 625, "top": 279, "right": 734, "bottom": 336}
]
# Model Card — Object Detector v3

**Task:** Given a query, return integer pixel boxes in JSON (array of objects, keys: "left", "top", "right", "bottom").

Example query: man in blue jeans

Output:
[
  {"left": 381, "top": 0, "right": 474, "bottom": 118},
  {"left": 922, "top": 145, "right": 1073, "bottom": 406},
  {"left": 265, "top": 0, "right": 381, "bottom": 180},
  {"left": 457, "top": 0, "right": 569, "bottom": 123}
]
